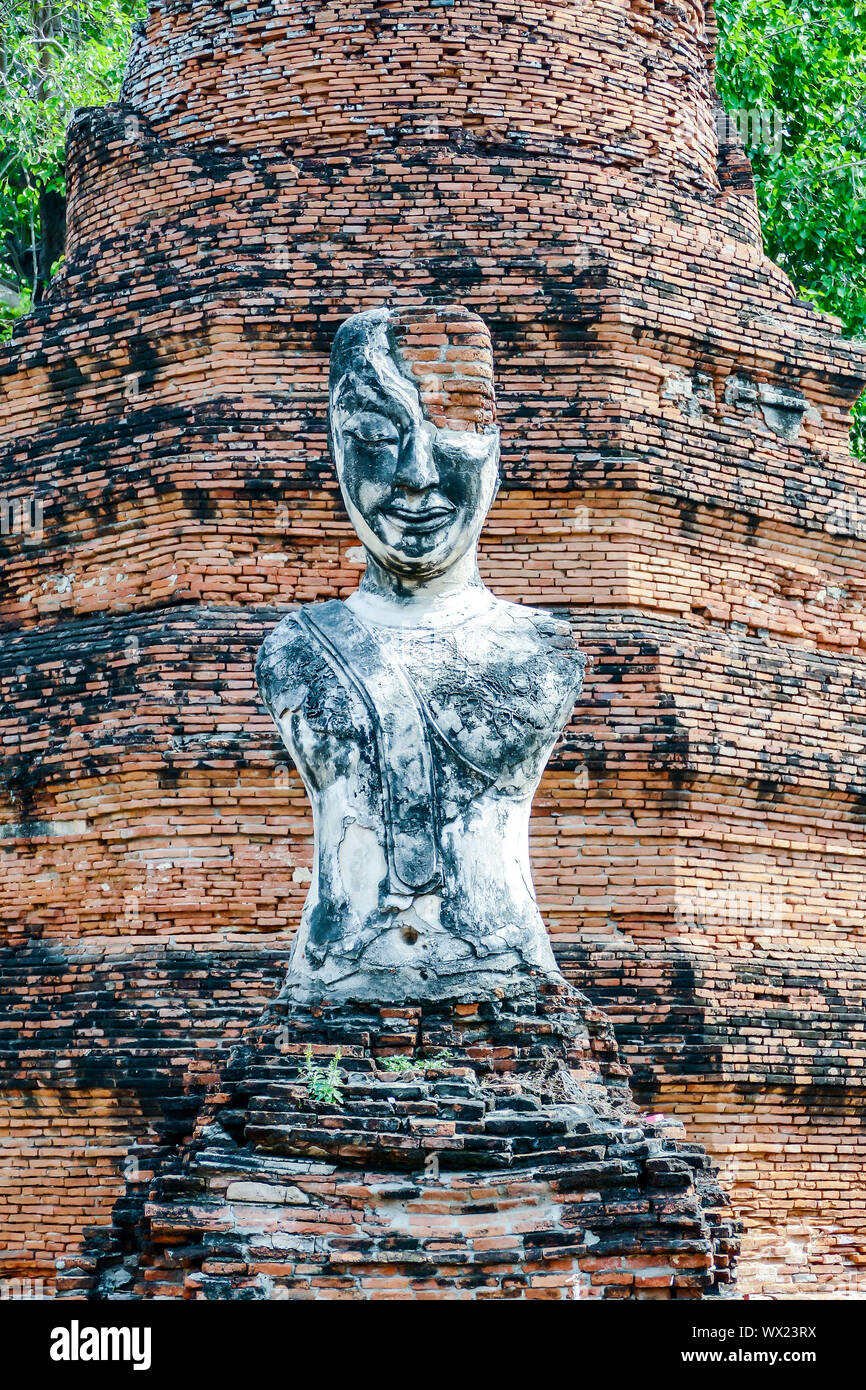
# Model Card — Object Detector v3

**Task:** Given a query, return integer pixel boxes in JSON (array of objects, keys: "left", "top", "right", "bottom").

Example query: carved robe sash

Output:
[{"left": 299, "top": 601, "right": 443, "bottom": 896}]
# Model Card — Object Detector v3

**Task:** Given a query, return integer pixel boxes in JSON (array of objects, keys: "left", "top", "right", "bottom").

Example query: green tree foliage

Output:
[
  {"left": 715, "top": 1, "right": 866, "bottom": 450},
  {"left": 0, "top": 0, "right": 144, "bottom": 333}
]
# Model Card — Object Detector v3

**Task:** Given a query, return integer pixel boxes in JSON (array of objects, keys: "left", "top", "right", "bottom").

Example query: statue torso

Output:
[{"left": 256, "top": 589, "right": 584, "bottom": 1003}]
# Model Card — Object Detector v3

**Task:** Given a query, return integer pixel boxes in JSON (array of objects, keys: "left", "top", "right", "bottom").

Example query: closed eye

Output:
[
  {"left": 346, "top": 430, "right": 398, "bottom": 446},
  {"left": 342, "top": 409, "right": 401, "bottom": 448}
]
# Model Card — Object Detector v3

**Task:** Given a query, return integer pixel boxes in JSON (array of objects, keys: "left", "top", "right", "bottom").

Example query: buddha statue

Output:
[{"left": 256, "top": 304, "right": 585, "bottom": 1004}]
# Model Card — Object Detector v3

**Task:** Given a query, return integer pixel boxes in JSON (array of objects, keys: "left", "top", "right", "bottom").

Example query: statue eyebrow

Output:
[
  {"left": 344, "top": 414, "right": 399, "bottom": 437},
  {"left": 334, "top": 372, "right": 416, "bottom": 428}
]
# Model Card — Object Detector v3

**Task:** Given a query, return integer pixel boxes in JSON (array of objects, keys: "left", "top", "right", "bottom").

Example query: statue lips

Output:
[{"left": 382, "top": 502, "right": 457, "bottom": 536}]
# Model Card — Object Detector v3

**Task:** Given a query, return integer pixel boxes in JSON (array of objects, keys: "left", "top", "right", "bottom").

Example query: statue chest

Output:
[
  {"left": 261, "top": 599, "right": 583, "bottom": 897},
  {"left": 281, "top": 609, "right": 577, "bottom": 794}
]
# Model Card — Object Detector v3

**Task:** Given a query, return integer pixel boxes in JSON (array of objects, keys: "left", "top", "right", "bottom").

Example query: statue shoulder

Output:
[
  {"left": 255, "top": 607, "right": 326, "bottom": 720},
  {"left": 490, "top": 600, "right": 585, "bottom": 717},
  {"left": 491, "top": 598, "right": 584, "bottom": 667}
]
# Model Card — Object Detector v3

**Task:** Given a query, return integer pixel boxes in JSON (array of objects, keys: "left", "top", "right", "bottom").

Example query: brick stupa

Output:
[{"left": 1, "top": 0, "right": 863, "bottom": 1298}]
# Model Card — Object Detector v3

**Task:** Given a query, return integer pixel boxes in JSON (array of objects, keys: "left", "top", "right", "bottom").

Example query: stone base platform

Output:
[{"left": 65, "top": 979, "right": 738, "bottom": 1300}]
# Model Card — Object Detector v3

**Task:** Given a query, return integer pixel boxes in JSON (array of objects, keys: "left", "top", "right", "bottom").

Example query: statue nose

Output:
[{"left": 394, "top": 428, "right": 437, "bottom": 491}]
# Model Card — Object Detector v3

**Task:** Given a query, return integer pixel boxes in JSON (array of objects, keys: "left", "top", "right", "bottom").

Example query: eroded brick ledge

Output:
[{"left": 59, "top": 979, "right": 737, "bottom": 1301}]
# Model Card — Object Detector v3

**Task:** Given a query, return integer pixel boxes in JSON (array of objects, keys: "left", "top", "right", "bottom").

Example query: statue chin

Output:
[
  {"left": 256, "top": 304, "right": 585, "bottom": 1005},
  {"left": 361, "top": 531, "right": 477, "bottom": 583}
]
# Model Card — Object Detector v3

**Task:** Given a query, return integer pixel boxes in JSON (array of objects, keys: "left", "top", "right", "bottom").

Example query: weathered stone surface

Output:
[{"left": 224, "top": 1181, "right": 310, "bottom": 1206}]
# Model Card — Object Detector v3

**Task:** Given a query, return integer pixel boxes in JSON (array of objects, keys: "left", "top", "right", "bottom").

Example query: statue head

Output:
[{"left": 328, "top": 305, "right": 500, "bottom": 582}]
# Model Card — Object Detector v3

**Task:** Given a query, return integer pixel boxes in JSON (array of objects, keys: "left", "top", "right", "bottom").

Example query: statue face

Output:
[{"left": 329, "top": 315, "right": 500, "bottom": 580}]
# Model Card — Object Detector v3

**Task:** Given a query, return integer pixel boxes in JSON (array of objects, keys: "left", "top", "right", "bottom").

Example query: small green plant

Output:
[
  {"left": 380, "top": 1054, "right": 418, "bottom": 1075},
  {"left": 303, "top": 1044, "right": 344, "bottom": 1105},
  {"left": 379, "top": 1050, "right": 454, "bottom": 1075}
]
